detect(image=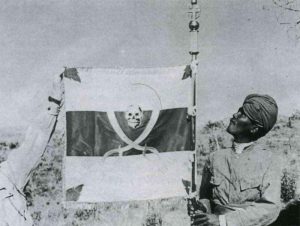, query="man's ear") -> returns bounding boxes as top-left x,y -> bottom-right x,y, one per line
250,126 -> 259,134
